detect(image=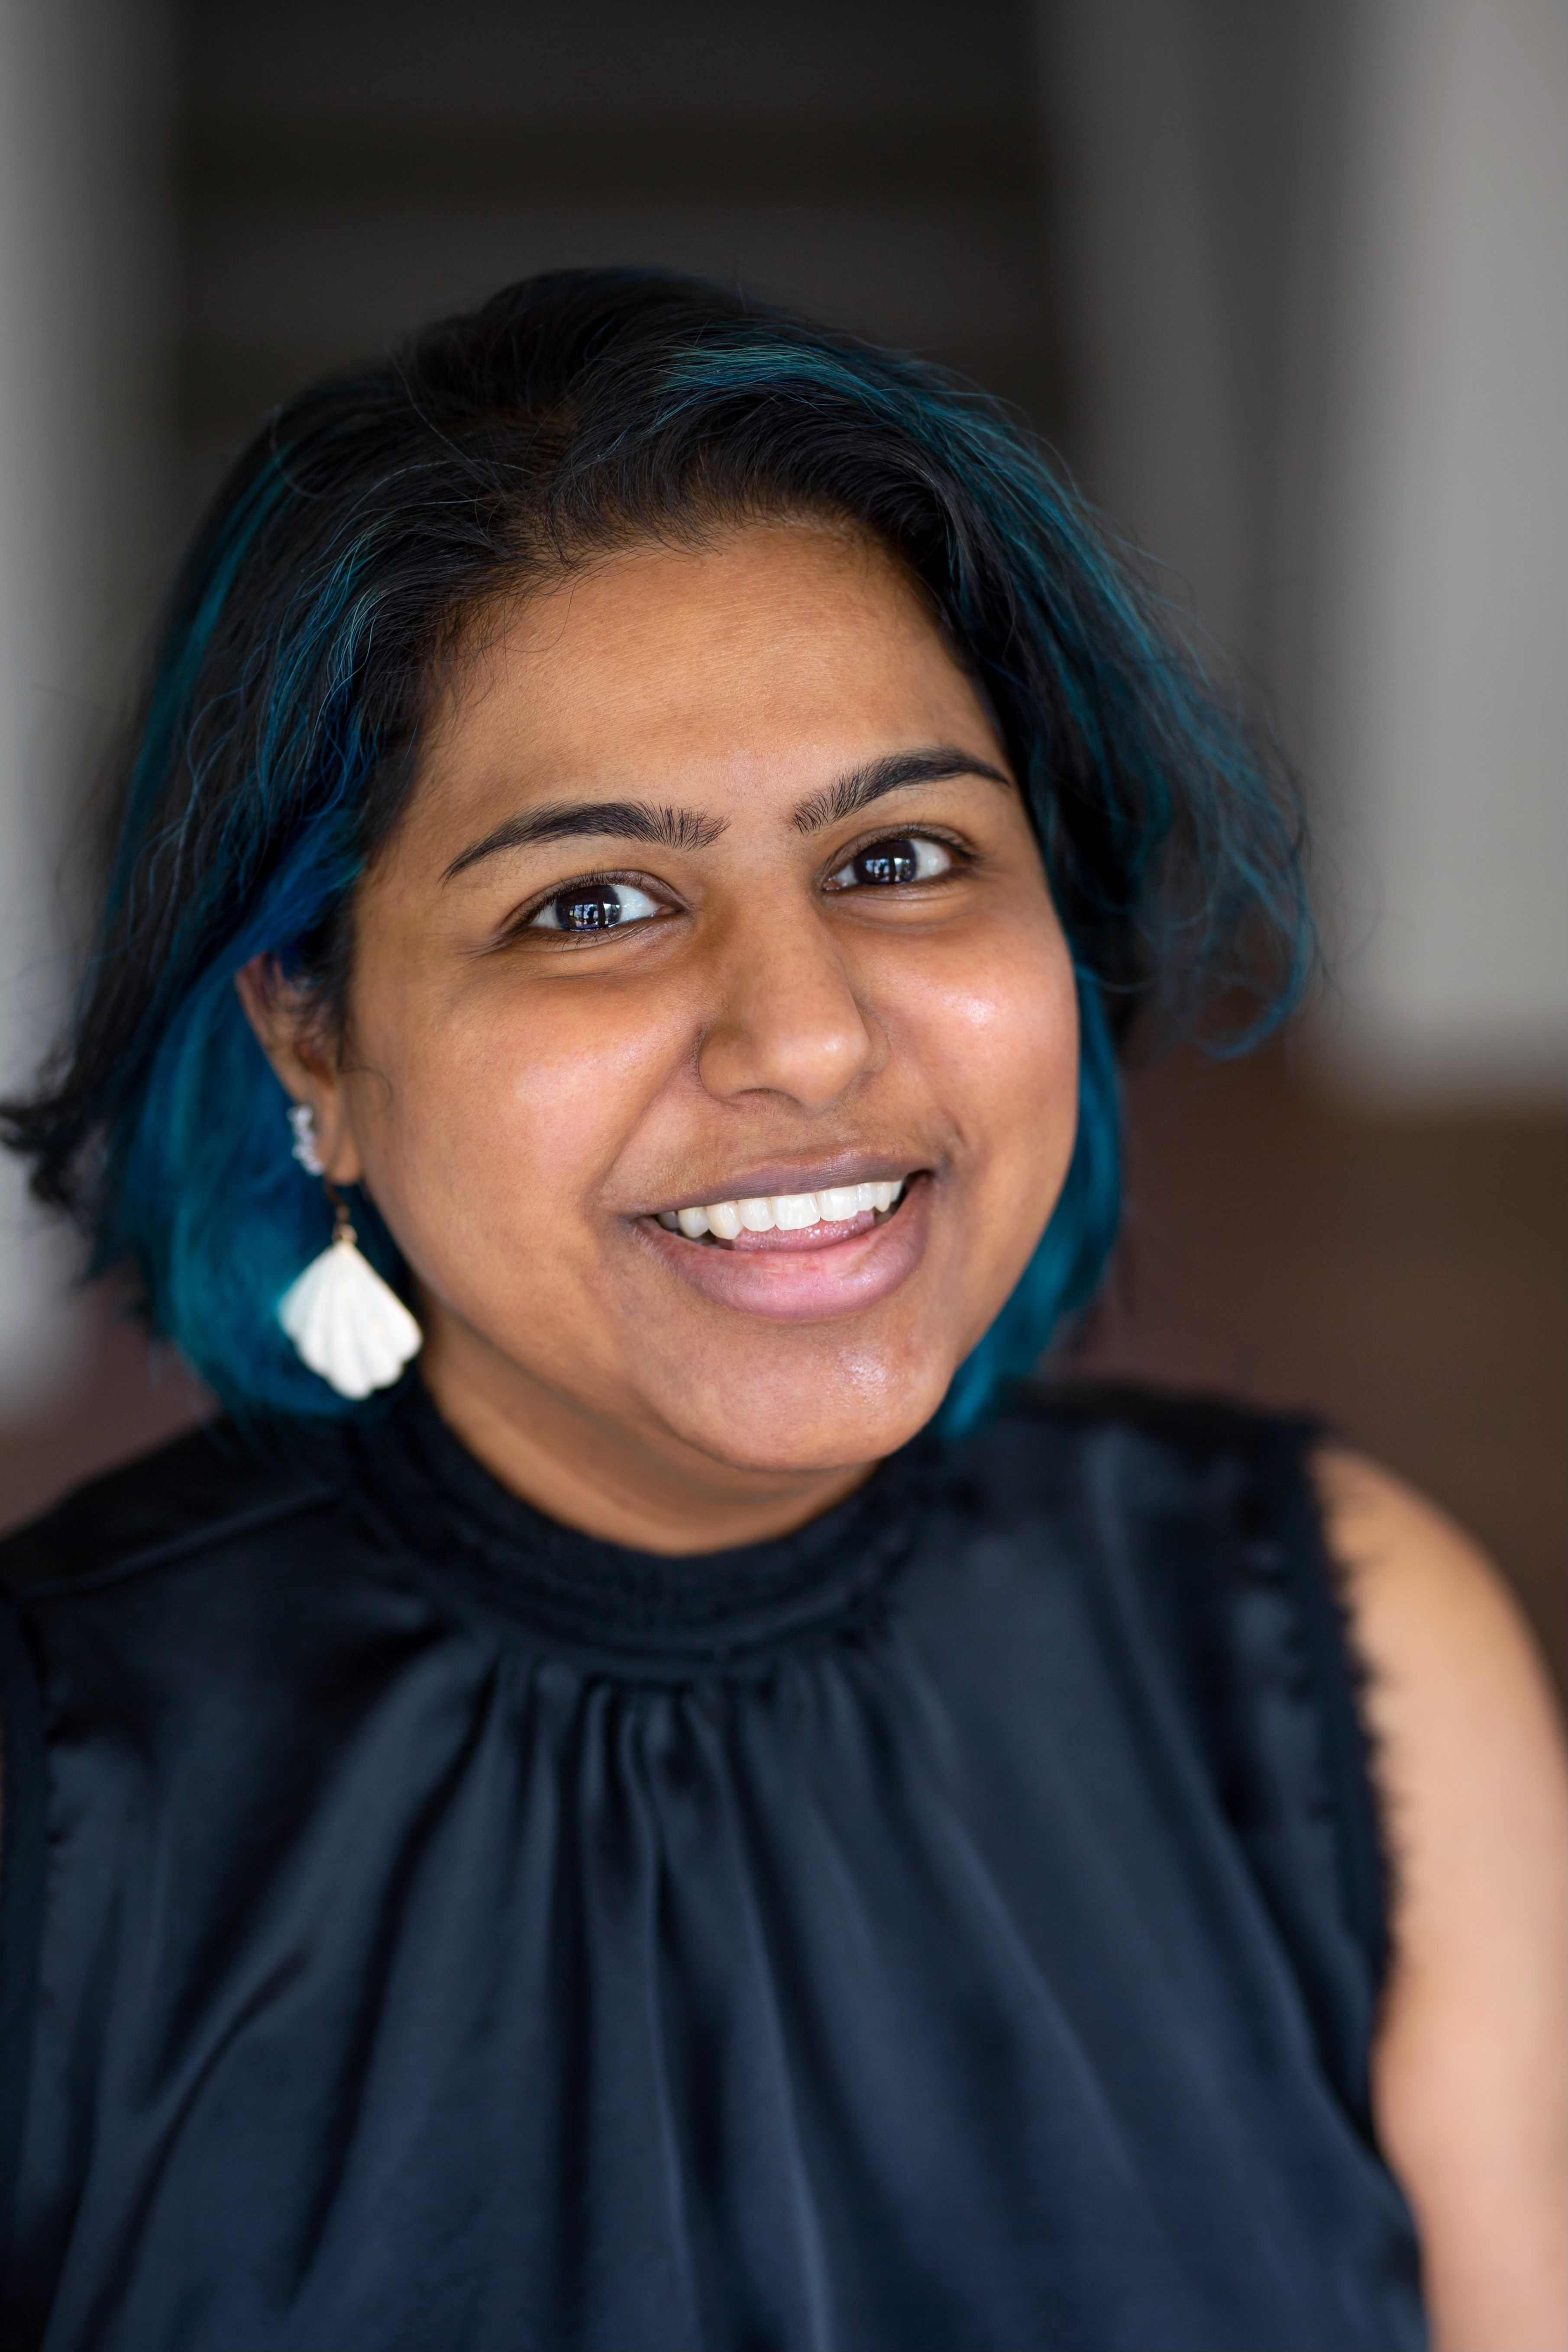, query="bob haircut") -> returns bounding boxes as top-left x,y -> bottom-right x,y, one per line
3,269 -> 1309,1432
